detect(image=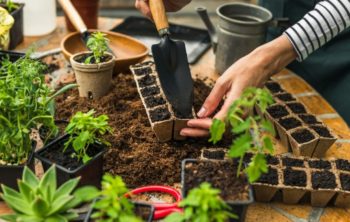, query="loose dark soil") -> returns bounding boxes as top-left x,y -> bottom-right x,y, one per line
282,157 -> 305,167
308,159 -> 331,169
257,167 -> 279,185
55,74 -> 231,187
283,168 -> 307,187
203,149 -> 226,160
291,129 -> 315,143
39,137 -> 103,170
336,159 -> 350,172
311,125 -> 333,138
173,108 -> 194,119
144,96 -> 166,108
243,152 -> 254,164
311,171 -> 336,189
138,75 -> 156,88
265,81 -> 284,94
140,86 -> 160,97
266,155 -> 280,165
134,67 -> 152,76
298,114 -> 321,125
74,53 -> 112,64
286,102 -> 307,114
275,93 -> 296,102
184,160 -> 250,201
340,173 -> 350,191
149,107 -> 171,122
278,117 -> 302,130
267,105 -> 289,119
